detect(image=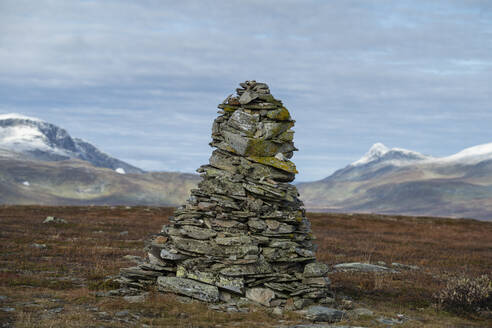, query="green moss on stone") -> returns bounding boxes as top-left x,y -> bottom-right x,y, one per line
218,104 -> 239,112
247,156 -> 298,174
267,107 -> 291,121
